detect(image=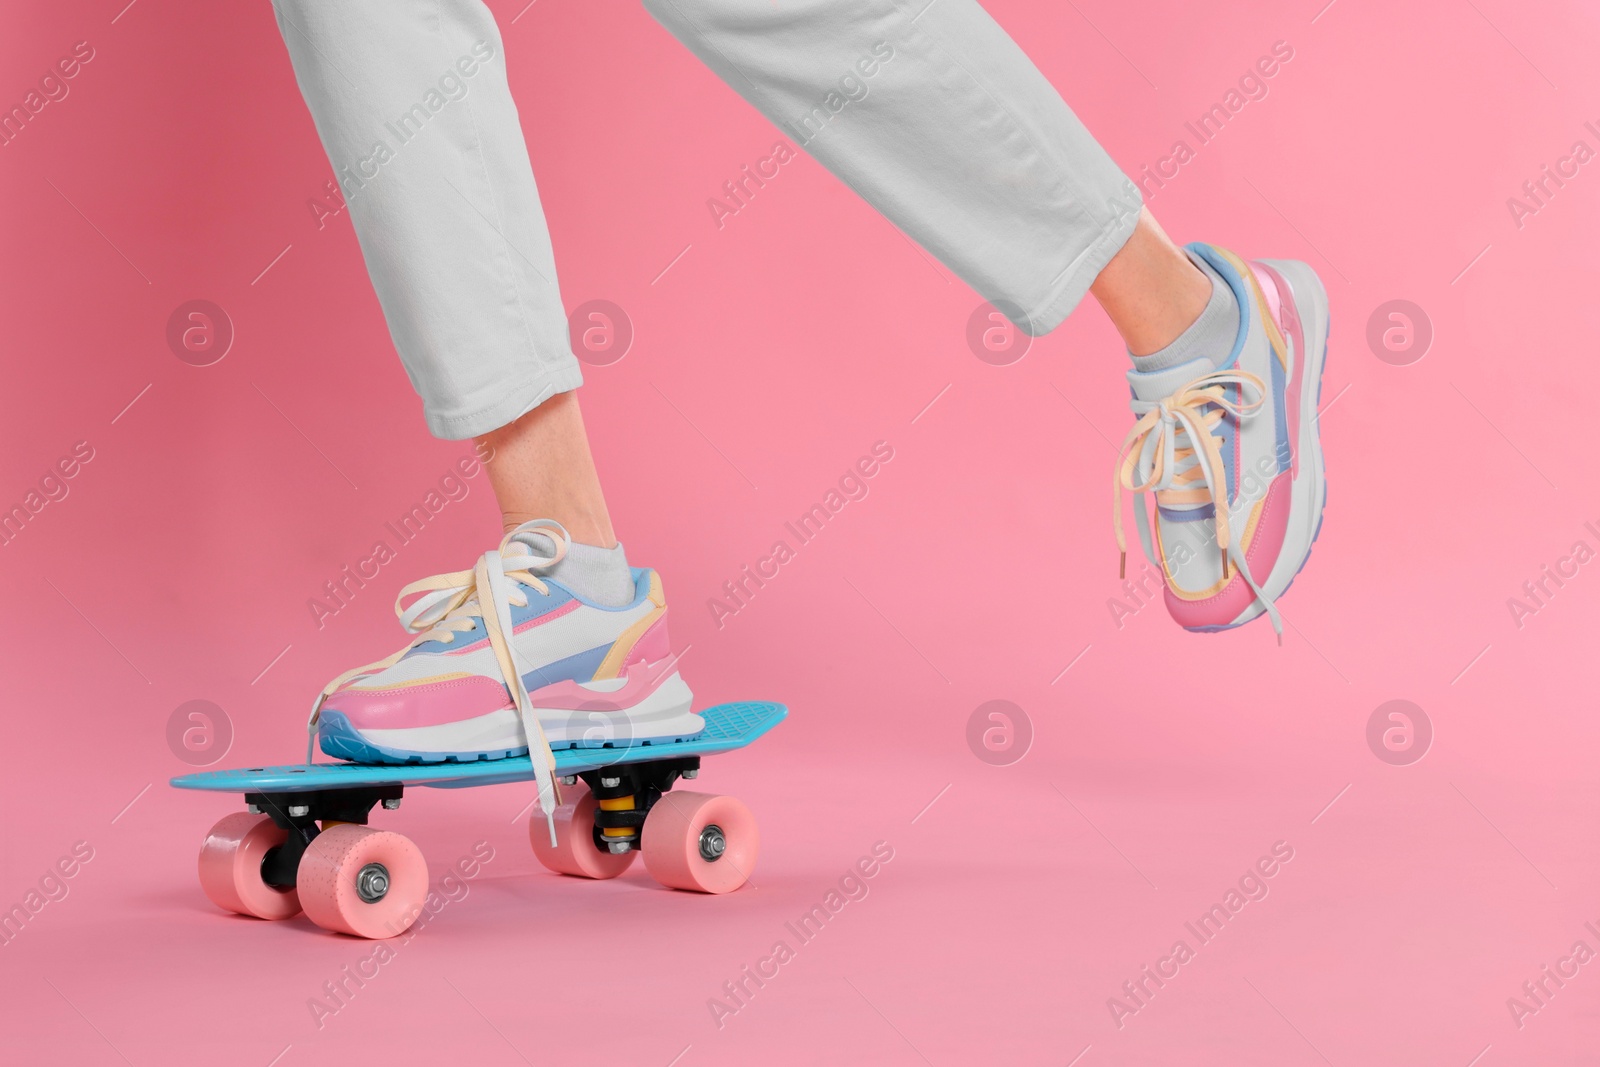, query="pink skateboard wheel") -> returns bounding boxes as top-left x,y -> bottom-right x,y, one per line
296,824 -> 428,939
197,812 -> 302,920
642,791 -> 758,894
530,786 -> 637,879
